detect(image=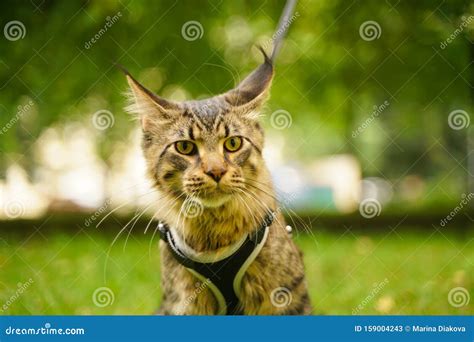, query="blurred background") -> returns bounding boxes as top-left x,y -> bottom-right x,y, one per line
0,0 -> 473,314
